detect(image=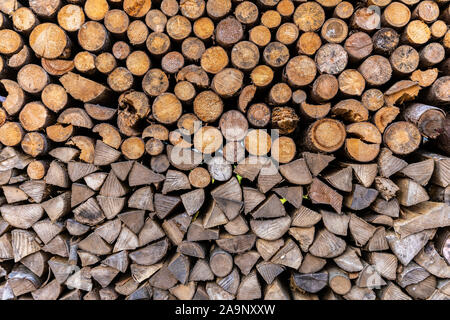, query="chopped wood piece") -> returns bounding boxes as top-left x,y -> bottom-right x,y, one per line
308,178 -> 343,214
